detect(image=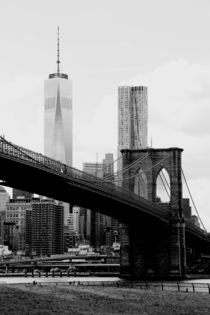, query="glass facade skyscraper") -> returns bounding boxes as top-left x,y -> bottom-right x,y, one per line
44,29 -> 72,166
44,29 -> 72,225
